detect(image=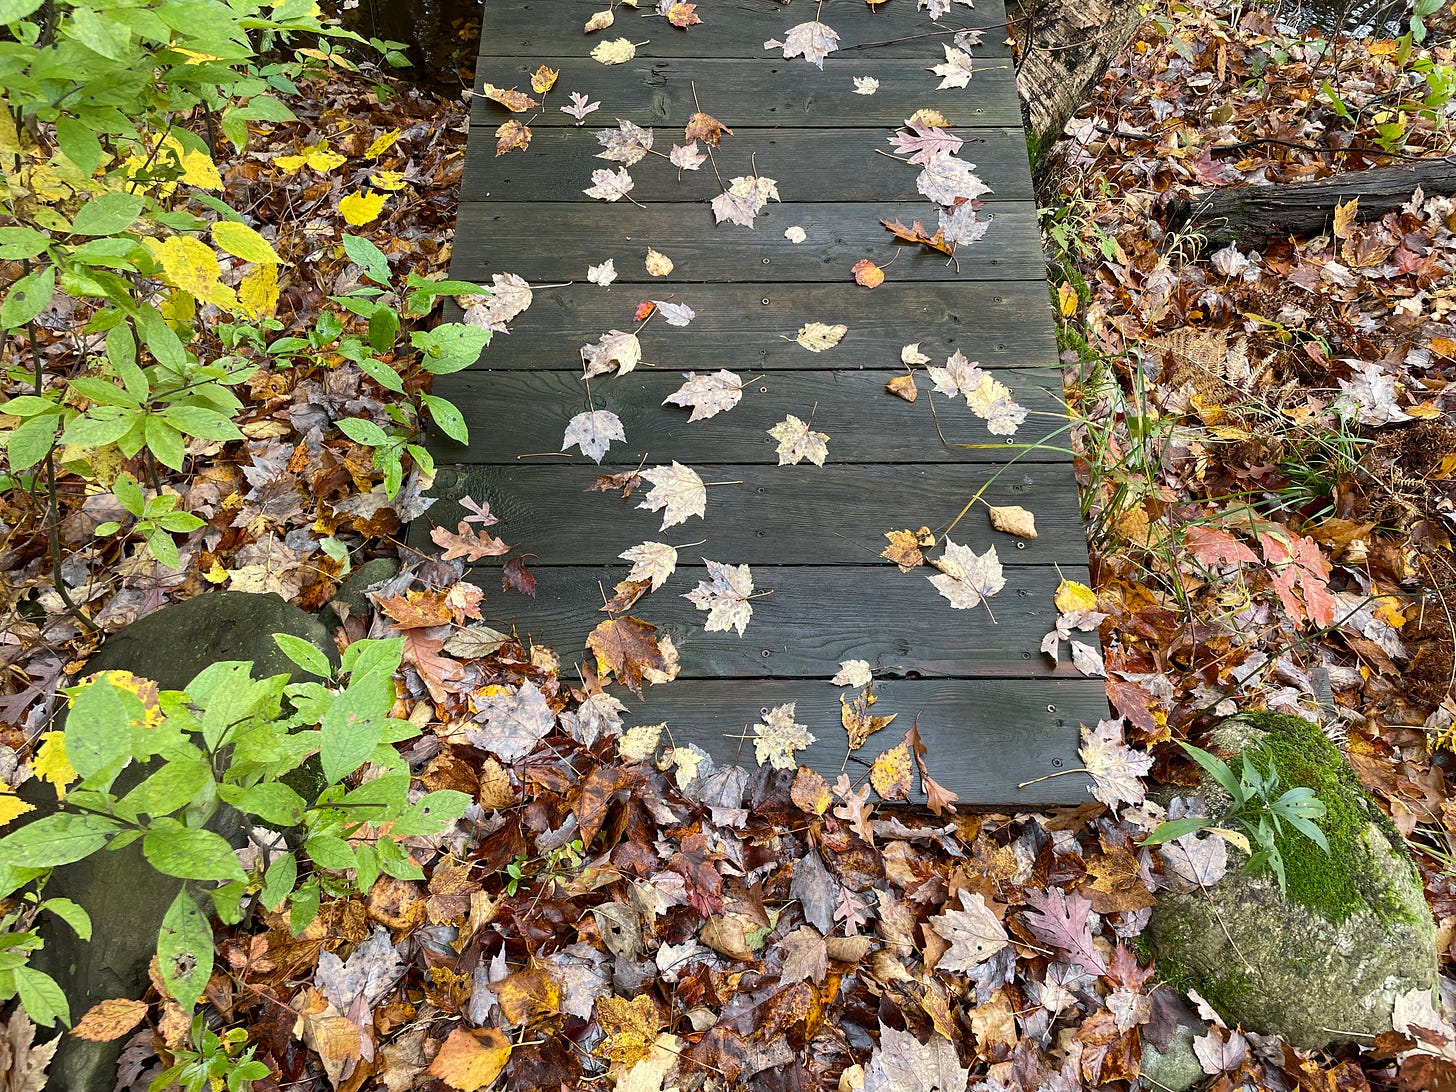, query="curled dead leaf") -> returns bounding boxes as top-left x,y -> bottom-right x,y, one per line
852,259 -> 885,288
886,373 -> 918,402
988,504 -> 1037,539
